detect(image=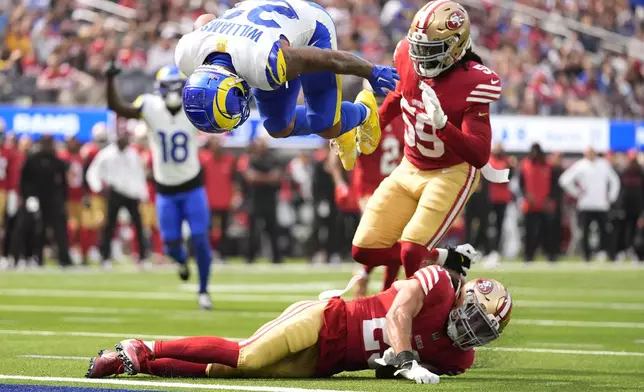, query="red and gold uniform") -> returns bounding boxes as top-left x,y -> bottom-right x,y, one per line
80,142 -> 106,230
352,0 -> 502,278
58,149 -> 85,225
353,115 -> 405,210
0,143 -> 13,223
143,265 -> 473,379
